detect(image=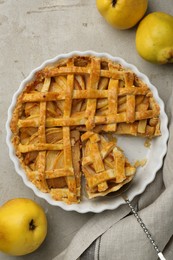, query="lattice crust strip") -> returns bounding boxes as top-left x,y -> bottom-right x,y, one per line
81,132 -> 136,198
12,55 -> 161,137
